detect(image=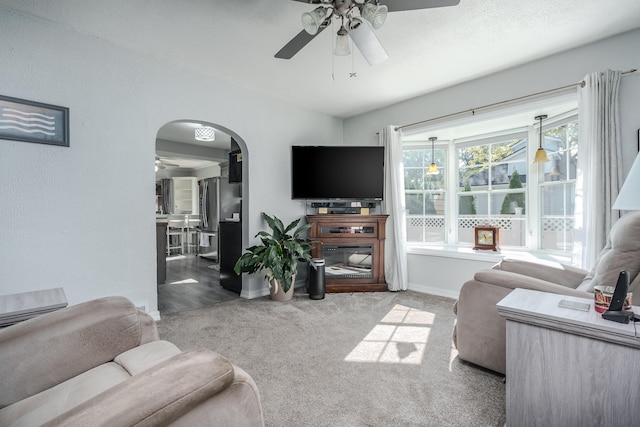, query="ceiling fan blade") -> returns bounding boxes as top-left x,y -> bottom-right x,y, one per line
385,0 -> 460,12
275,25 -> 328,59
347,20 -> 388,66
